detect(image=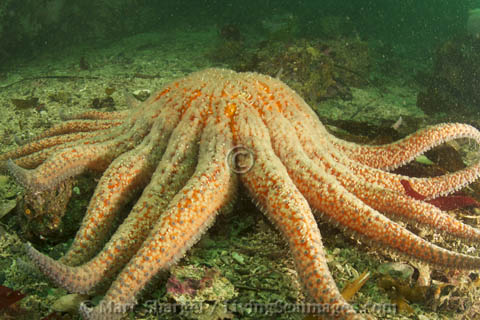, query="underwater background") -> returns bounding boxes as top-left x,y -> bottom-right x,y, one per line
1,1 -> 480,319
